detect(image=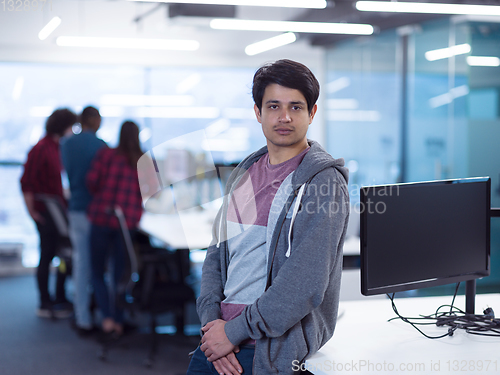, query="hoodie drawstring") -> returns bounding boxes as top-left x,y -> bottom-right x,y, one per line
216,211 -> 223,248
286,183 -> 306,257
